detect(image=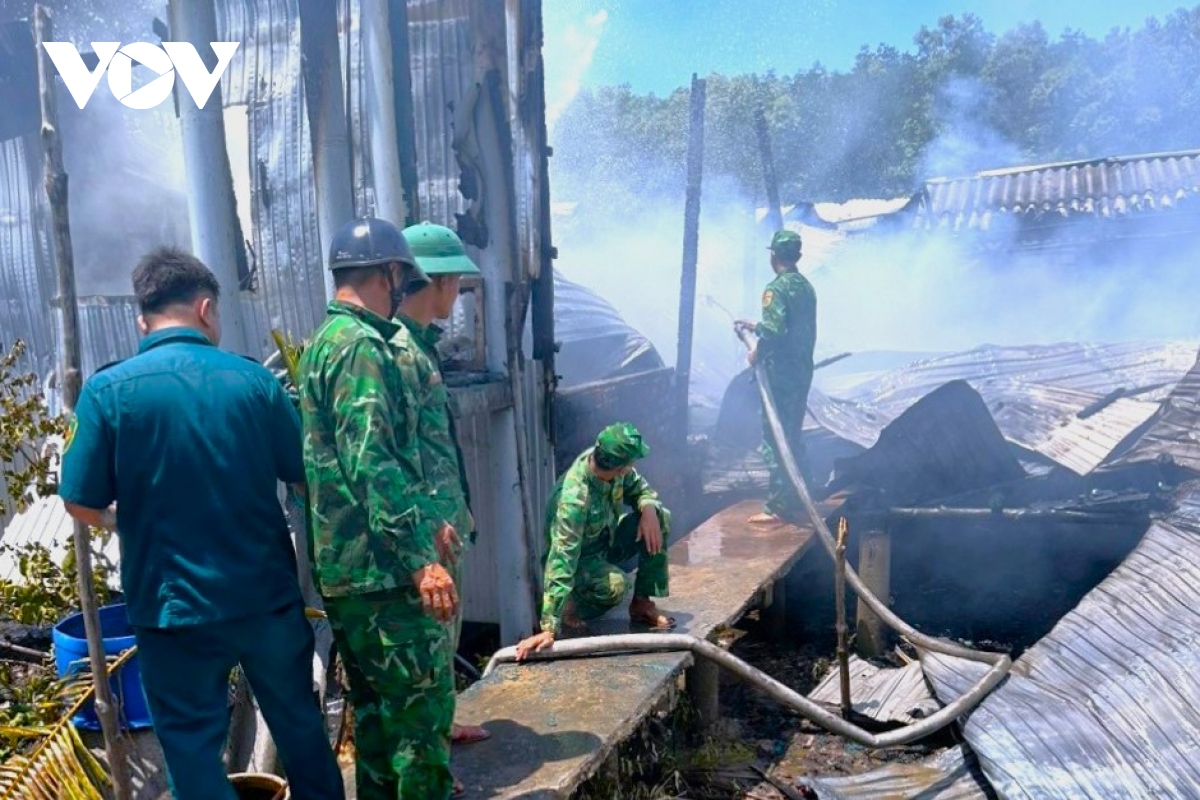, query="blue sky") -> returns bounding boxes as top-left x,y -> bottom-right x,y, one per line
543,0 -> 1191,119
